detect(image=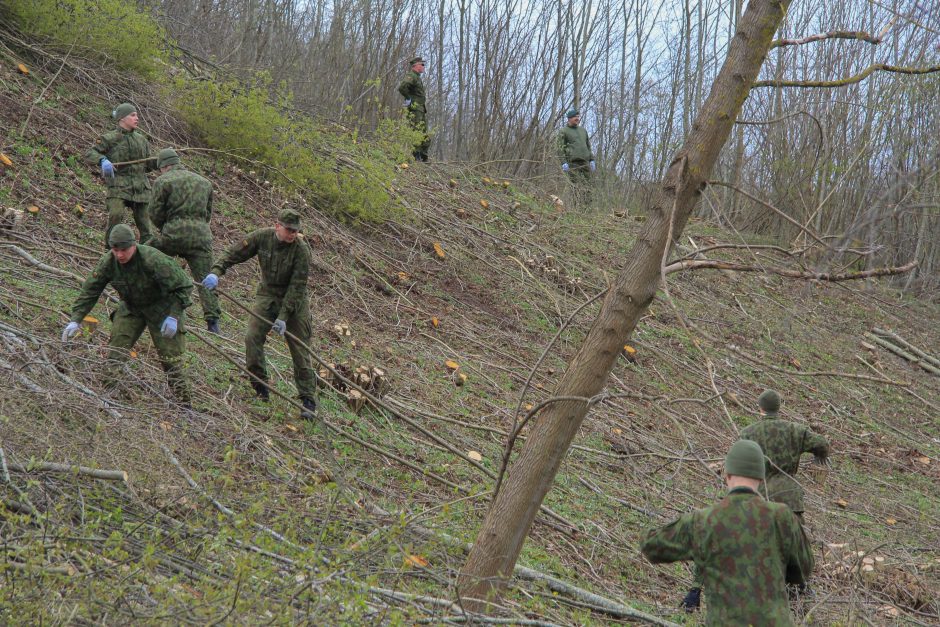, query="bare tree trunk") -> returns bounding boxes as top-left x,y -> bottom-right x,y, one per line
456,0 -> 793,610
